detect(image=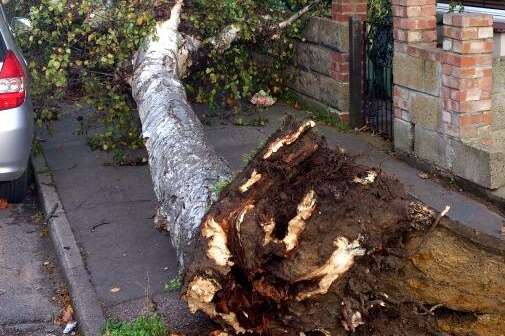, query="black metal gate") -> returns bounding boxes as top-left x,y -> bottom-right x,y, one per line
363,21 -> 394,140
